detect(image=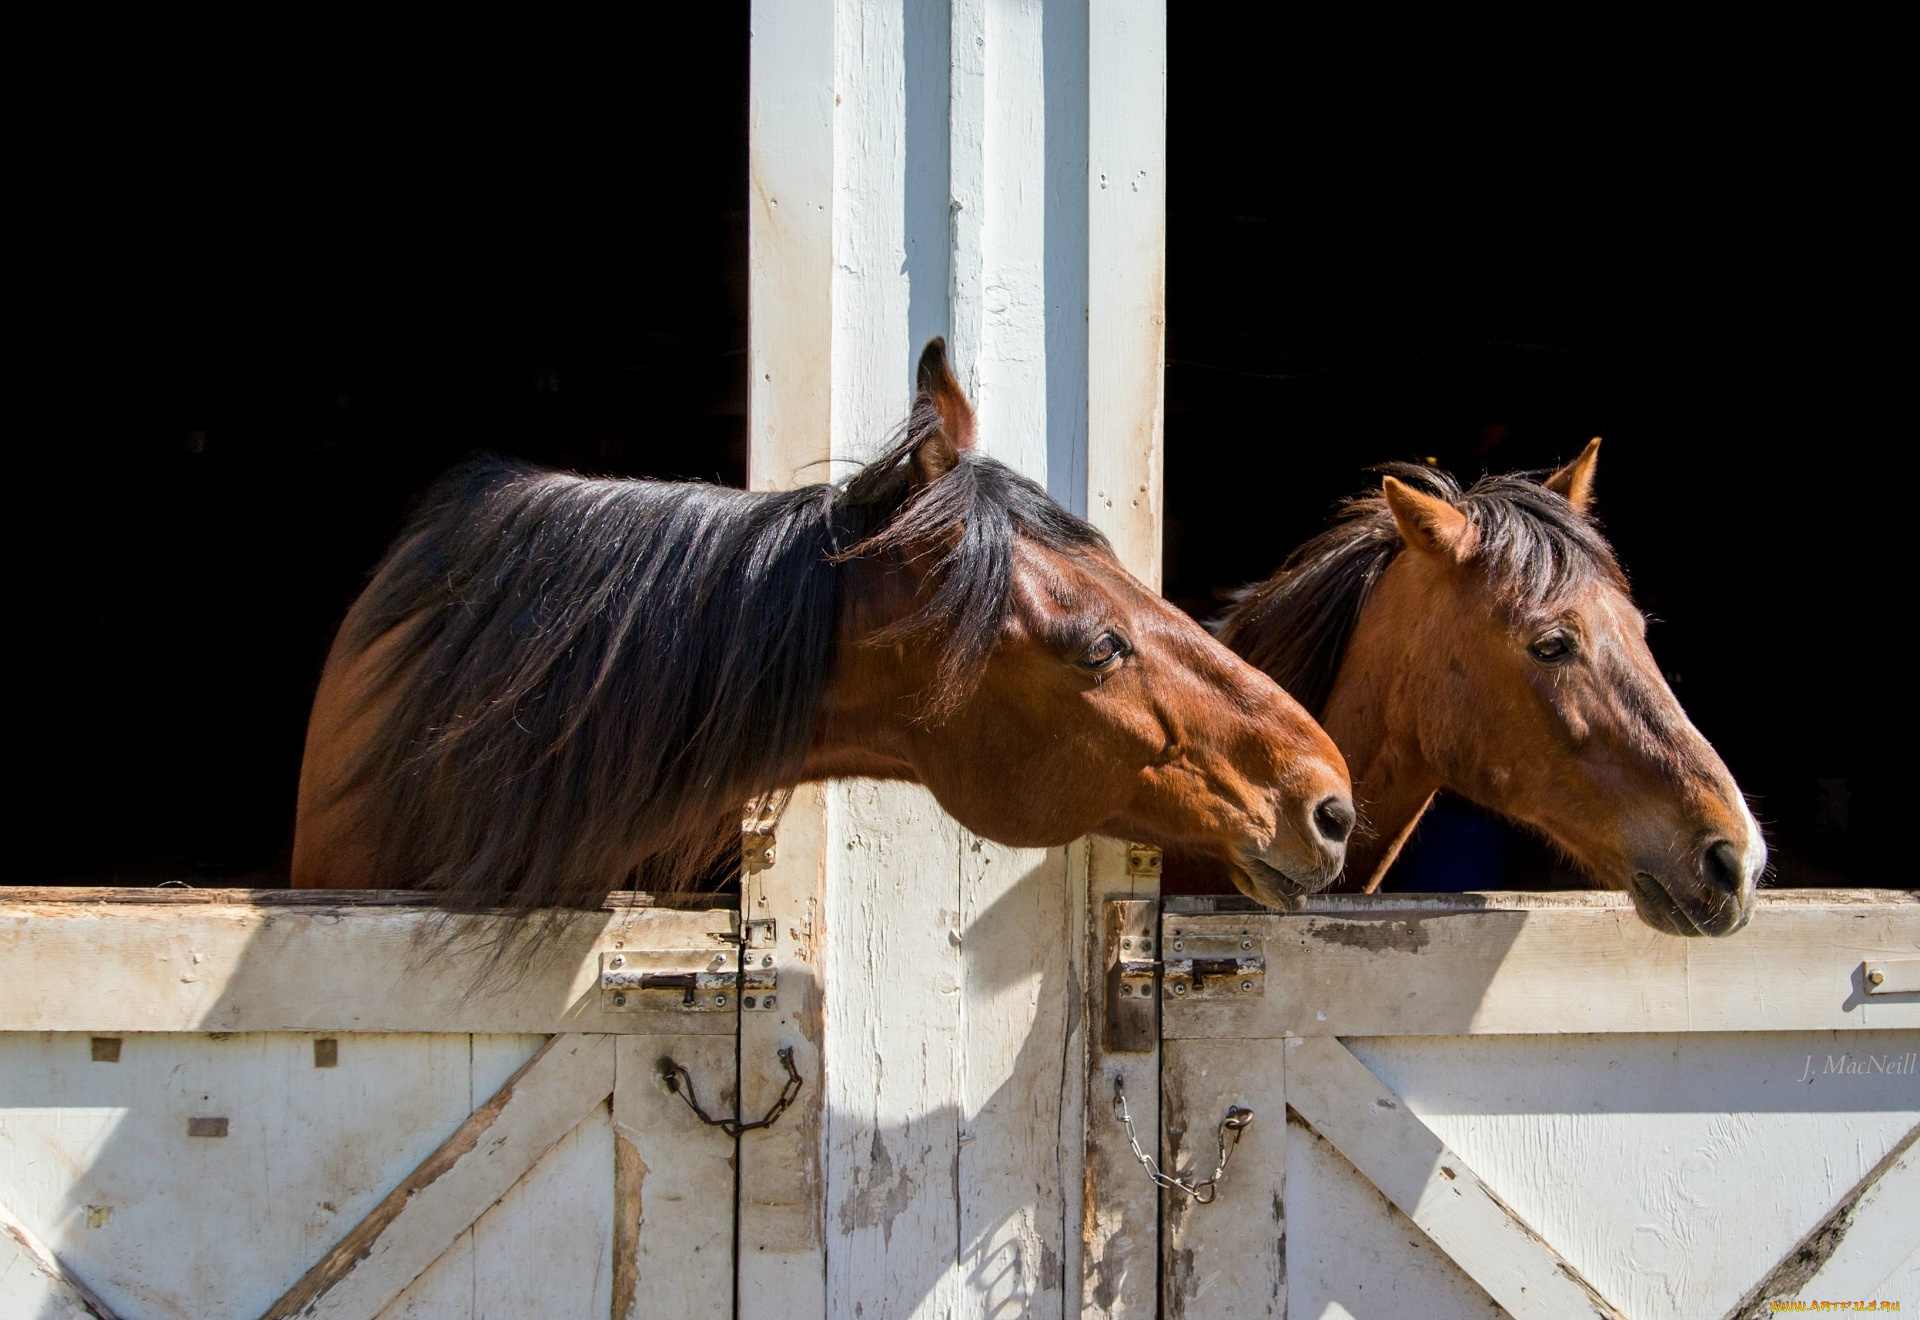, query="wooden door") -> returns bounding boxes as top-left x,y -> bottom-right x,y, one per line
0,889 -> 748,1319
1154,891 -> 1920,1318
